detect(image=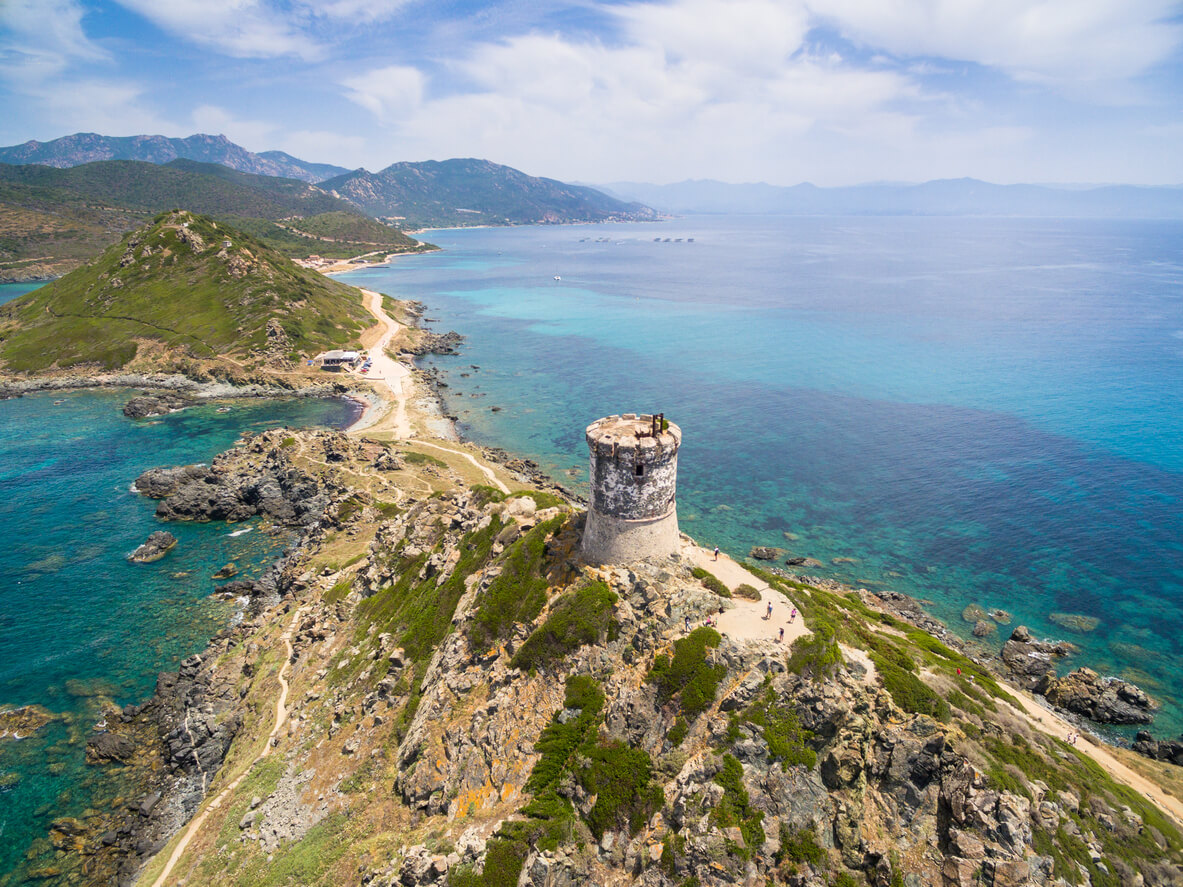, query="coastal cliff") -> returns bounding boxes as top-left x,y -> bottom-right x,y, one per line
51,426 -> 1183,887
